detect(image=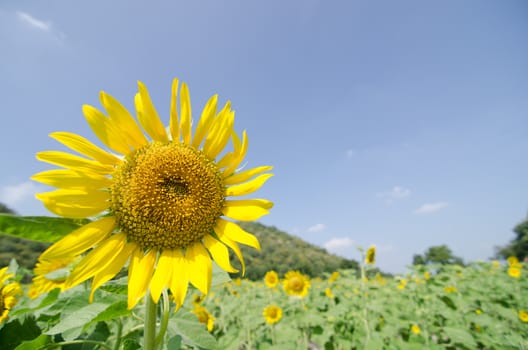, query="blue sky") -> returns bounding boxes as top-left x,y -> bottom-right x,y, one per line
1,0 -> 527,274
